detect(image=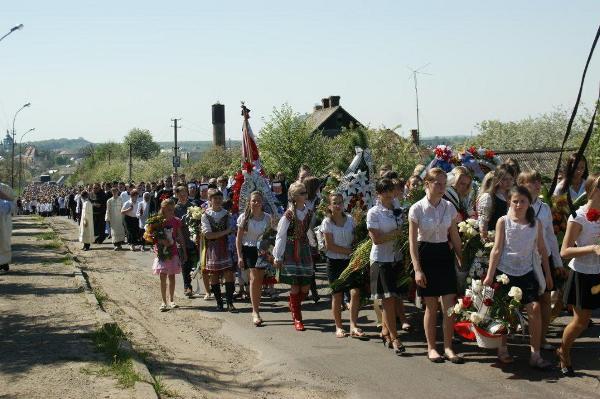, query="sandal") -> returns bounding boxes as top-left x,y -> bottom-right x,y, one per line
252,313 -> 263,327
159,303 -> 169,312
392,339 -> 407,356
380,333 -> 392,348
497,347 -> 514,364
350,328 -> 366,338
529,355 -> 553,371
335,328 -> 347,338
